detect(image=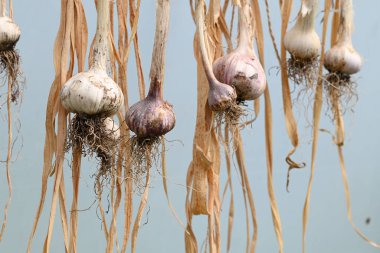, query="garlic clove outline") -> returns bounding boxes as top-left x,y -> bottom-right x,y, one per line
0,16 -> 20,51
60,68 -> 124,117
